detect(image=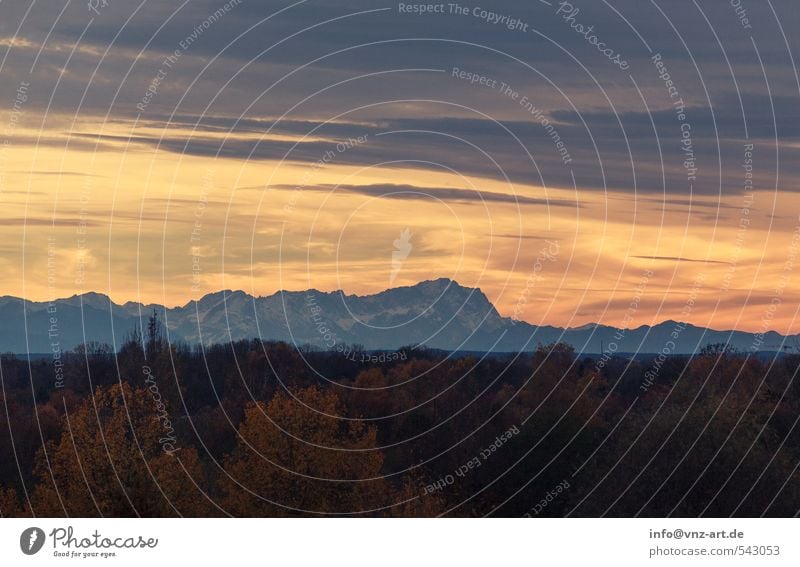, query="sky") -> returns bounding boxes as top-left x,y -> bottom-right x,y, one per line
1,0 -> 799,333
